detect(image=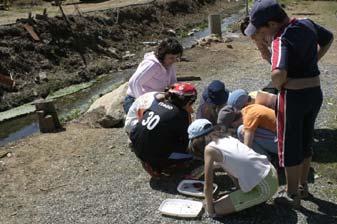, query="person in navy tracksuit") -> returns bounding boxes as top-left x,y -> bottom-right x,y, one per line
244,0 -> 333,207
